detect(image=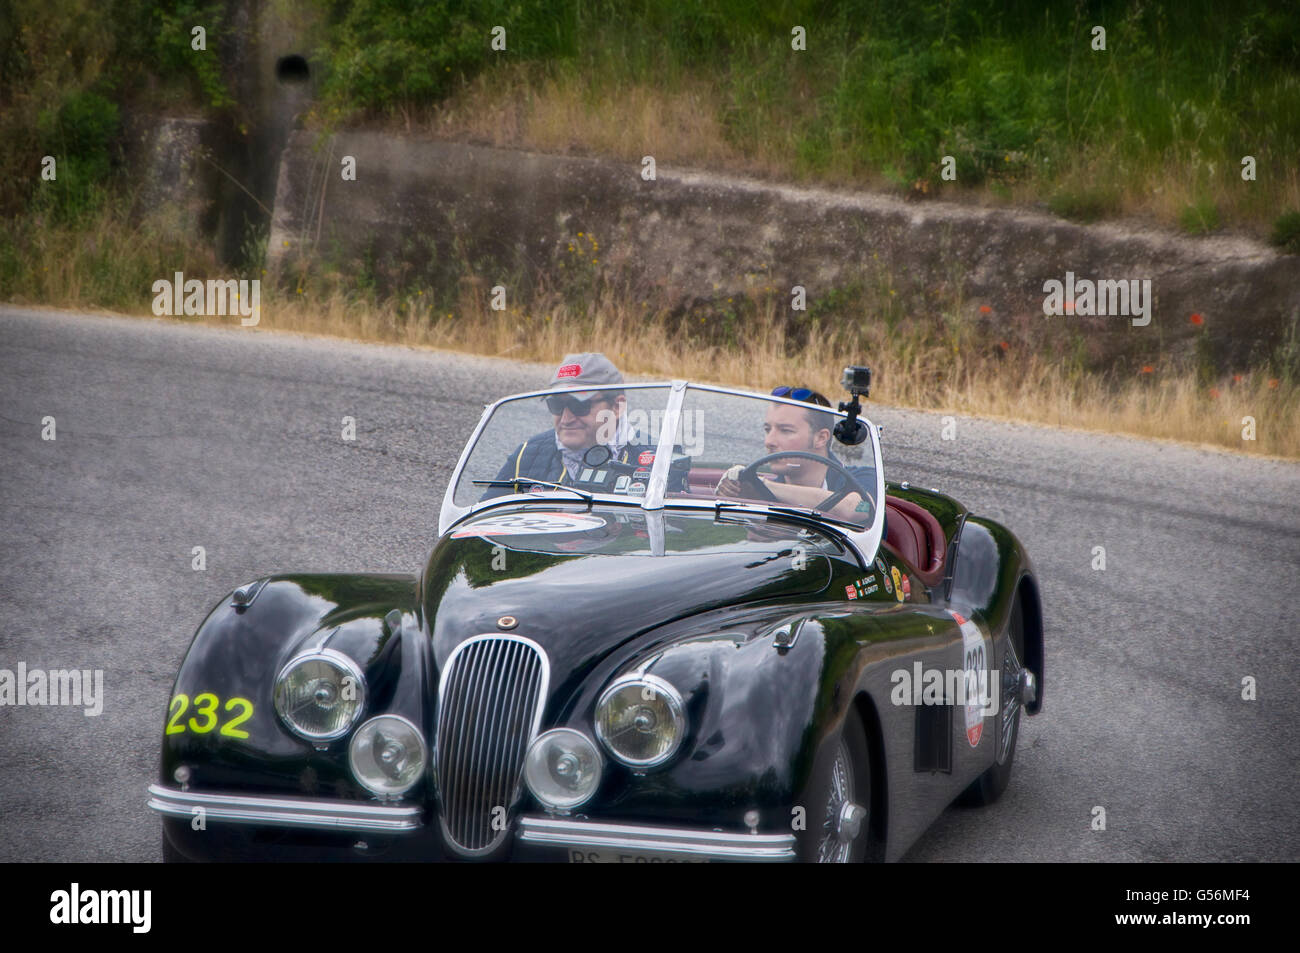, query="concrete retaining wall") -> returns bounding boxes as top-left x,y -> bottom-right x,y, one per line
267,130 -> 1298,372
